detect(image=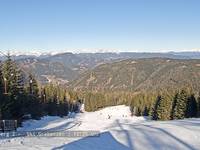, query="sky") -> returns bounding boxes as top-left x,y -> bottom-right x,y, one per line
0,0 -> 200,53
